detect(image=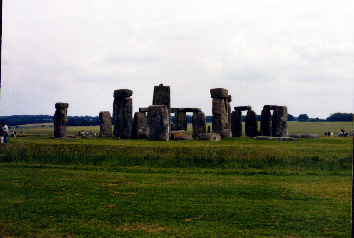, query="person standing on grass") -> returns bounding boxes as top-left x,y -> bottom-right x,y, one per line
1,121 -> 9,143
